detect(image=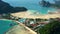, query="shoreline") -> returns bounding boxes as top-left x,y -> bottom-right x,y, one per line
11,11 -> 60,19
0,19 -> 37,34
